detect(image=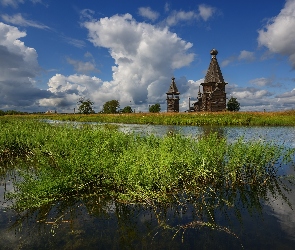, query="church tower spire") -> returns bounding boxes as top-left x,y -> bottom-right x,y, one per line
166,77 -> 180,112
204,49 -> 225,84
